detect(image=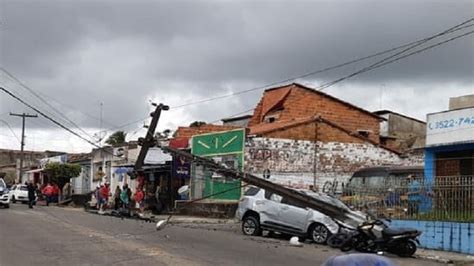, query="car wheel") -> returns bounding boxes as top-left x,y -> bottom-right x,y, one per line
242,216 -> 262,236
309,223 -> 331,244
11,196 -> 16,203
4,204 -> 9,209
